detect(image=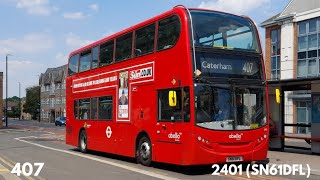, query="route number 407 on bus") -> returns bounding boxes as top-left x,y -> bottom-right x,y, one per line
66,5 -> 269,166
